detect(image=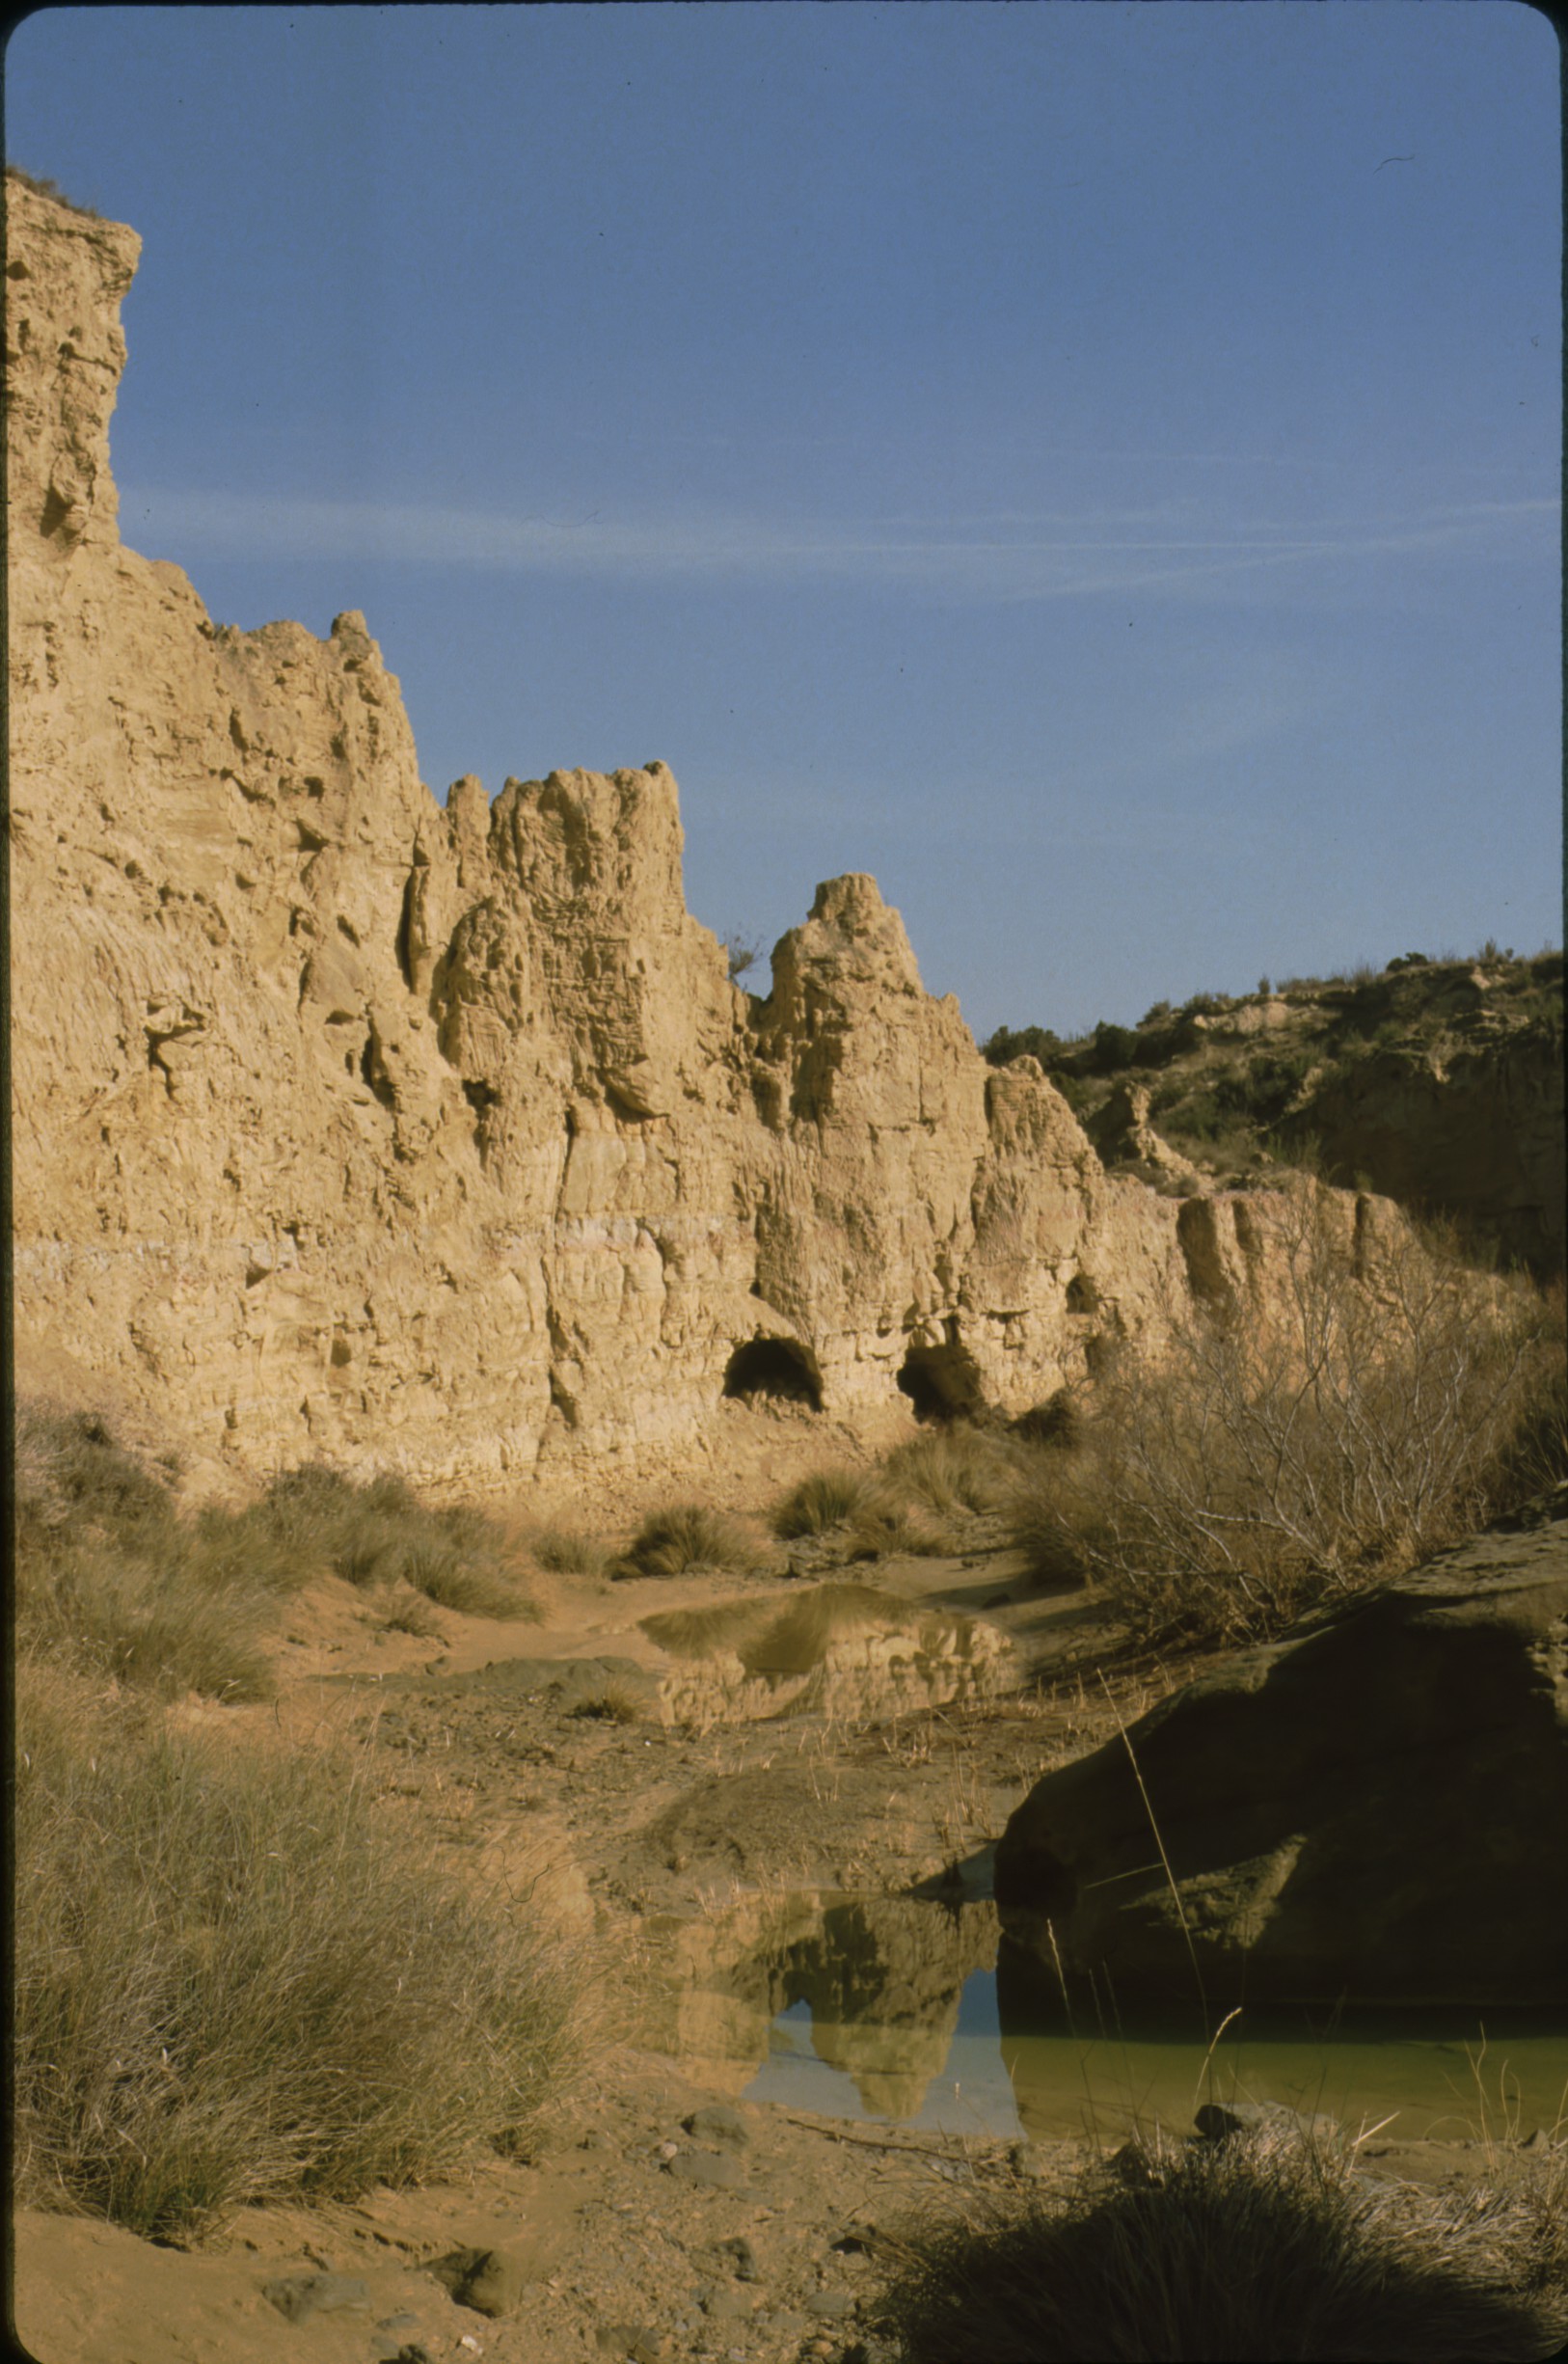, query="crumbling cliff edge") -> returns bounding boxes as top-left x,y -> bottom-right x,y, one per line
4,178 -> 1388,1492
